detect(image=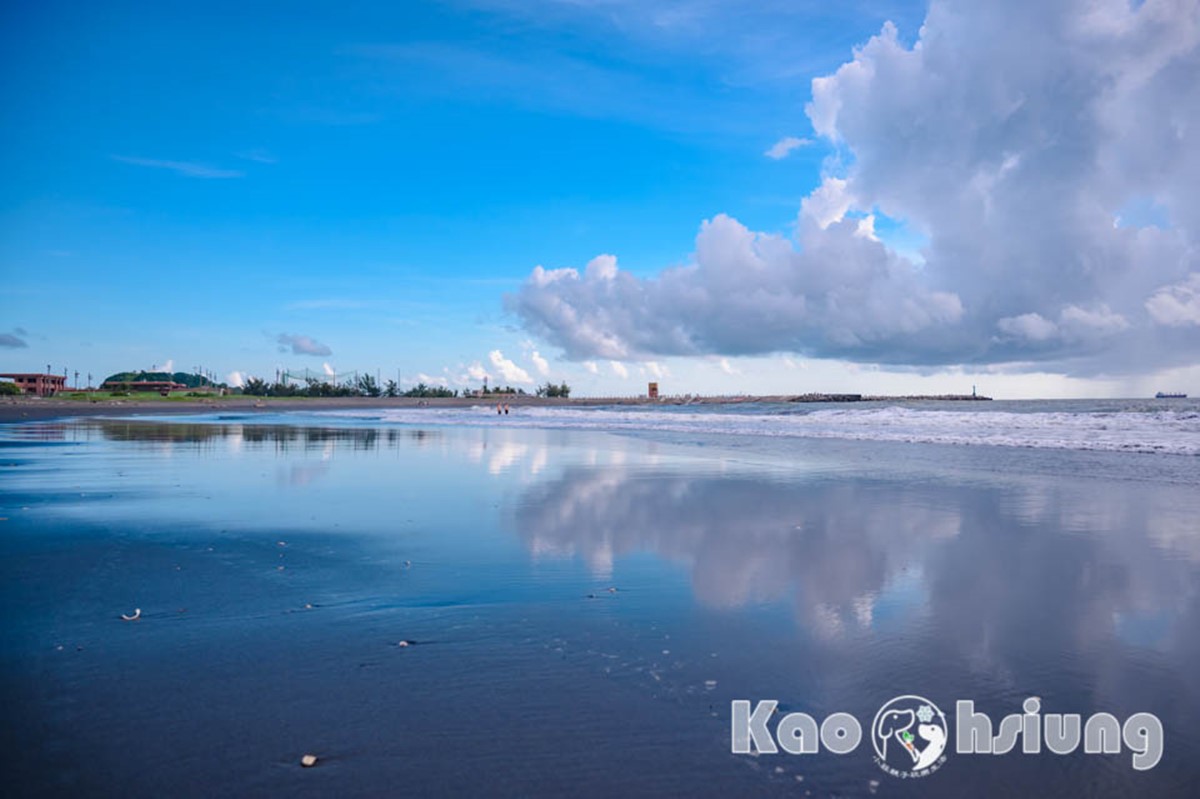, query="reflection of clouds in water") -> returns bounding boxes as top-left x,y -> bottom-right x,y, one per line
588,542 -> 614,580
281,461 -> 331,487
476,440 -> 552,478
82,420 -> 439,453
1146,507 -> 1200,563
852,594 -> 875,629
914,479 -> 1199,685
461,430 -> 560,479
529,446 -> 549,477
517,469 -> 960,636
488,442 -> 529,475
1001,479 -> 1200,566
528,535 -> 570,560
516,466 -> 1199,671
1008,483 -> 1054,526
985,480 -> 1200,660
